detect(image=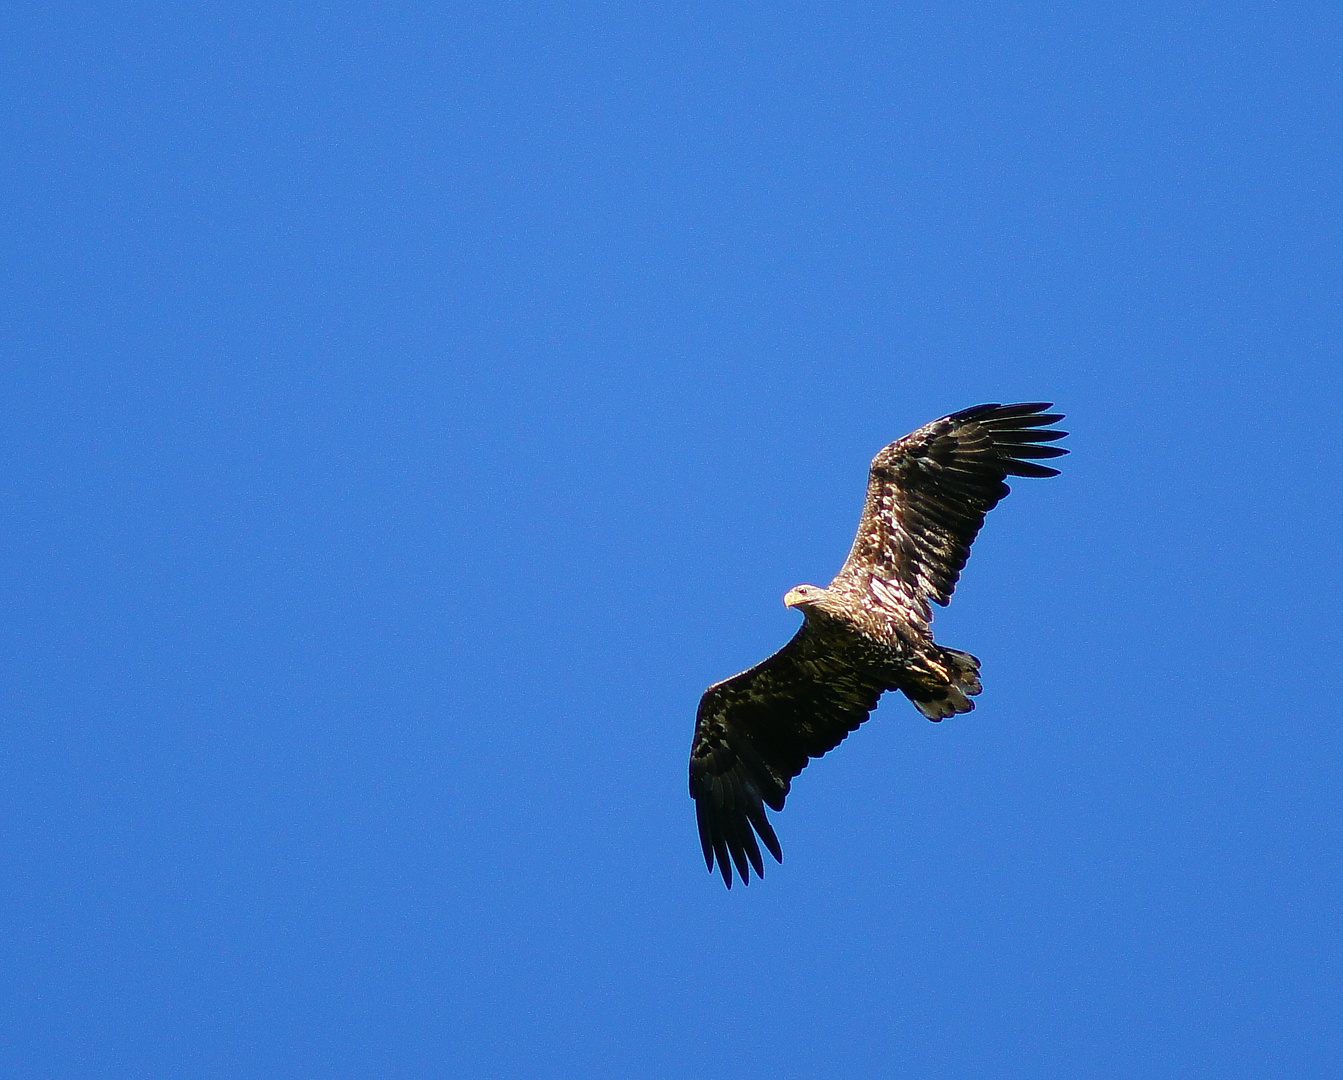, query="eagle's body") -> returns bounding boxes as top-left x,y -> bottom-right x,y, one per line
690,402 -> 1068,887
